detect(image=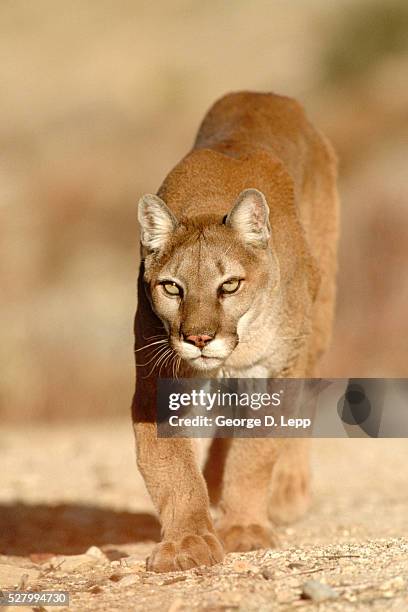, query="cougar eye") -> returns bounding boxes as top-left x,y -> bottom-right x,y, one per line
161,281 -> 182,297
220,278 -> 241,294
